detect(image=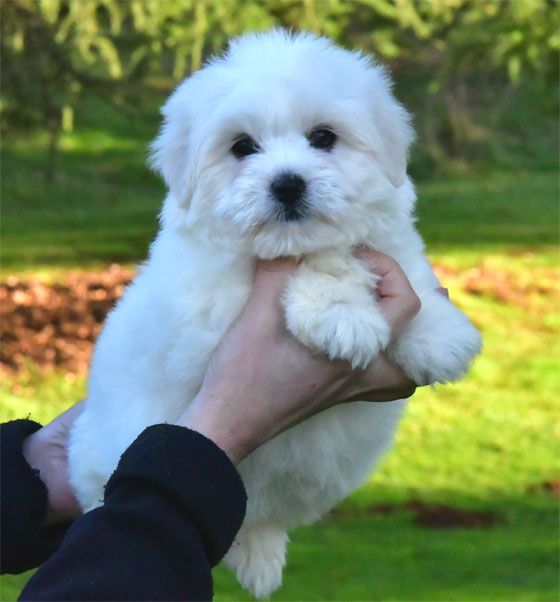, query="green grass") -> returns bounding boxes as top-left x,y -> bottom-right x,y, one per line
2,98 -> 558,275
1,118 -> 559,600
